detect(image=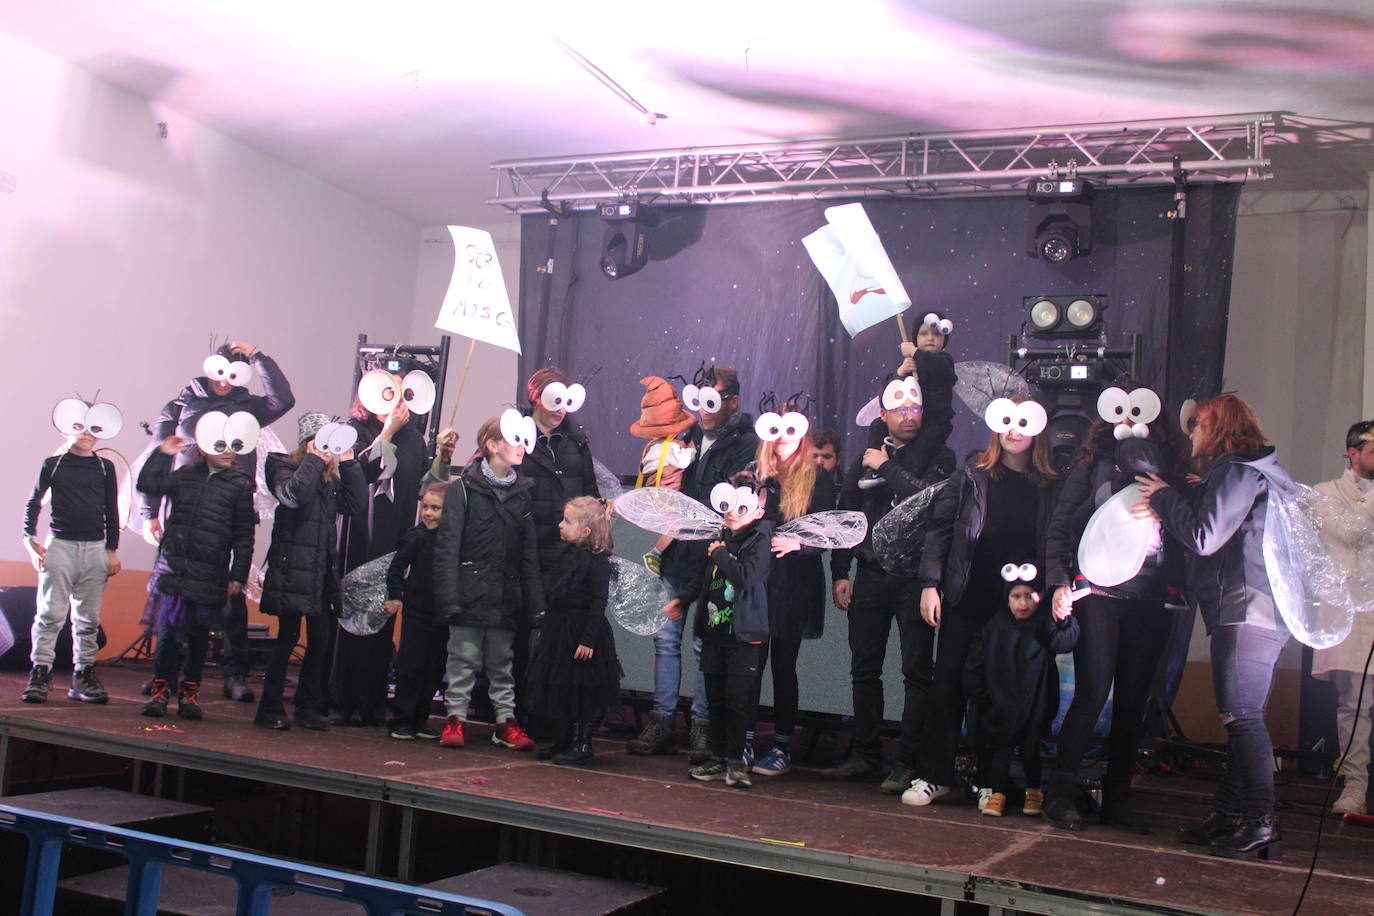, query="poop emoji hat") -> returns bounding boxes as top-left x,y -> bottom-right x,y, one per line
629,376 -> 697,439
